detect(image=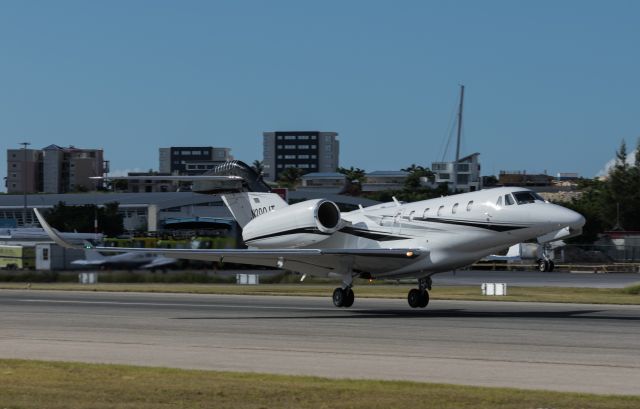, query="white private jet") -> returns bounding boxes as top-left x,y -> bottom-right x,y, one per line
34,185 -> 584,309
